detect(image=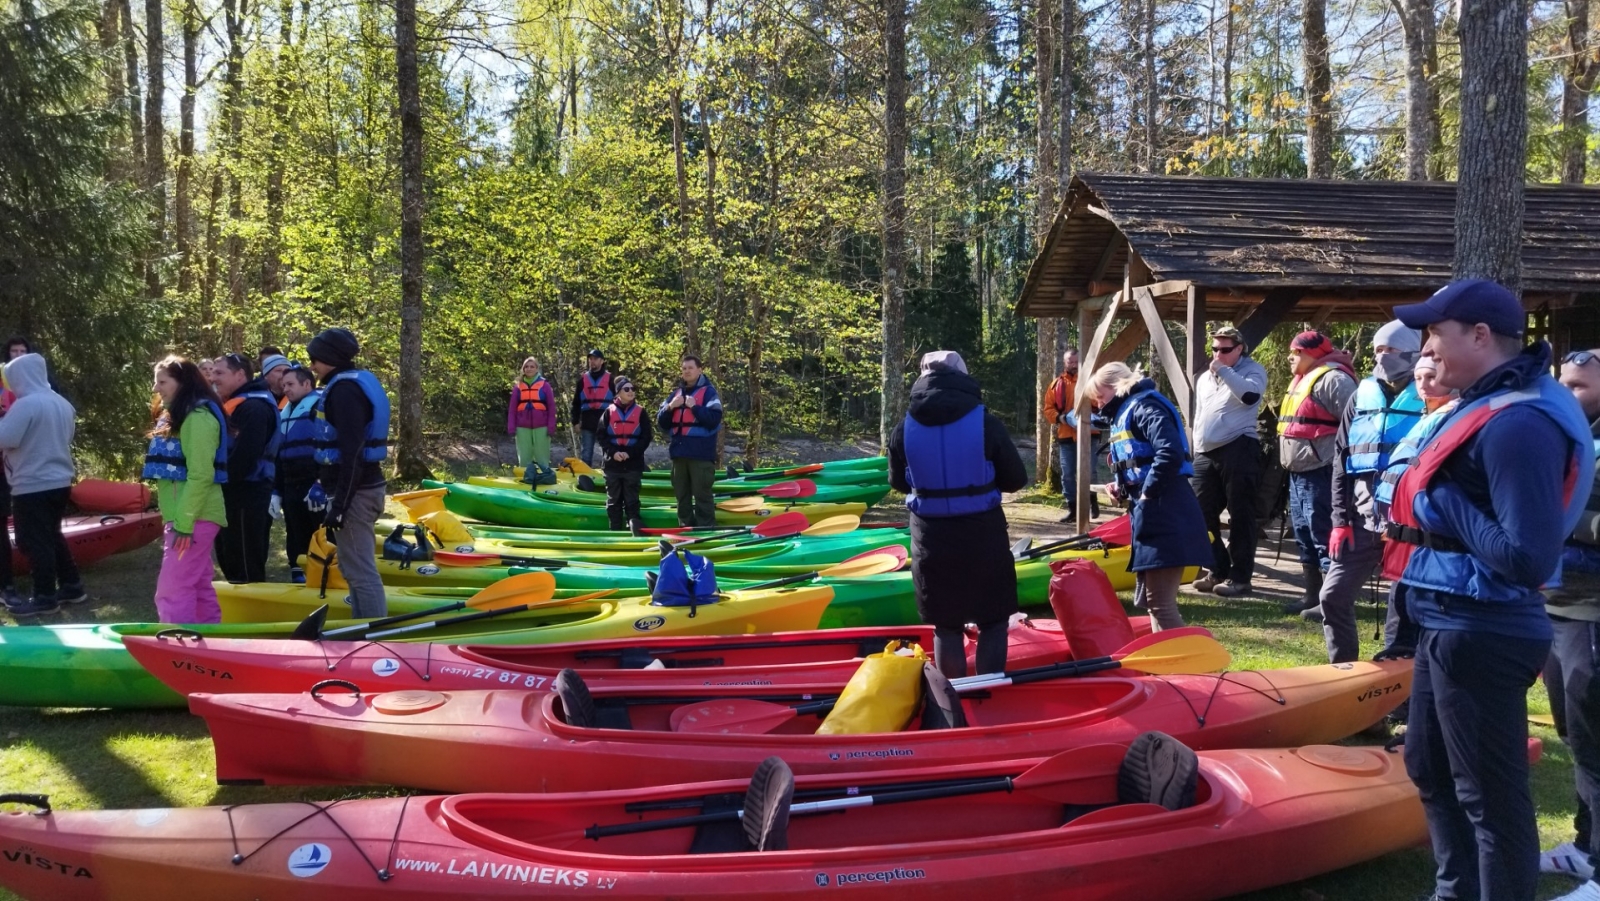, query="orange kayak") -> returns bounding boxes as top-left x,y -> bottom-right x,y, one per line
126,617 -> 1156,698
193,660 -> 1412,791
0,744 -> 1426,900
